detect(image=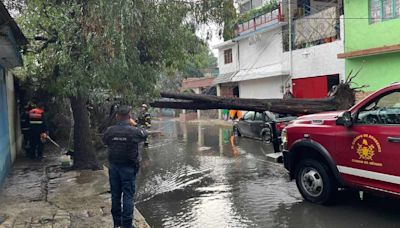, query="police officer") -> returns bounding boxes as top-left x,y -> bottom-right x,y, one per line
137,104 -> 151,129
28,102 -> 48,159
102,106 -> 148,228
